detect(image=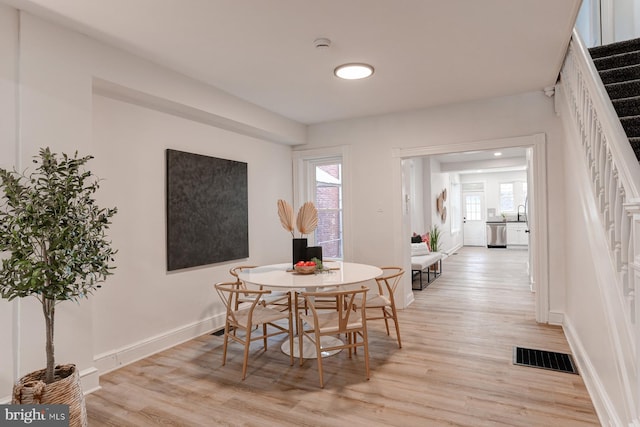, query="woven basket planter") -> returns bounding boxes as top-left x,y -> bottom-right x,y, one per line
12,364 -> 87,427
